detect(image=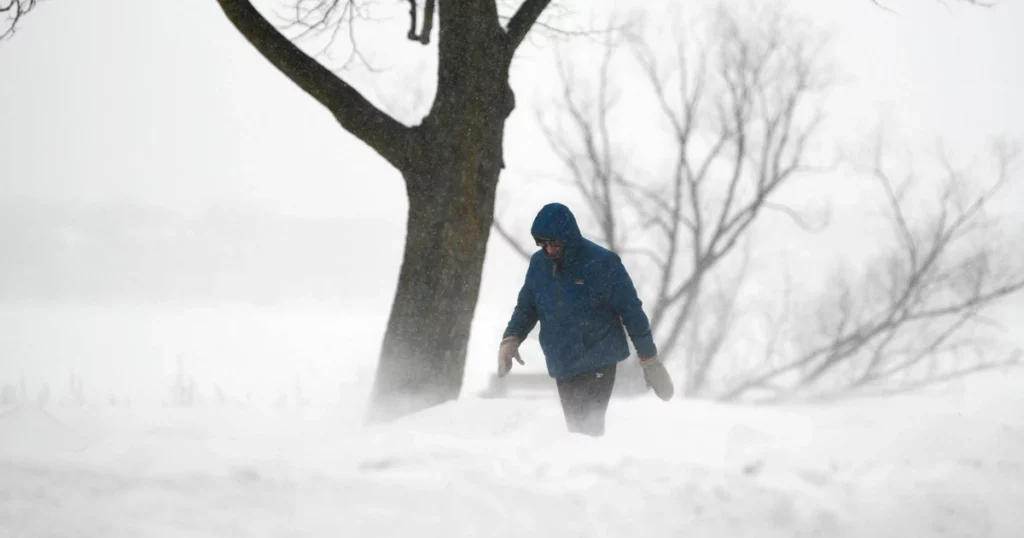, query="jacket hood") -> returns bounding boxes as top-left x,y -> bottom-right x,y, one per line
530,203 -> 584,247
